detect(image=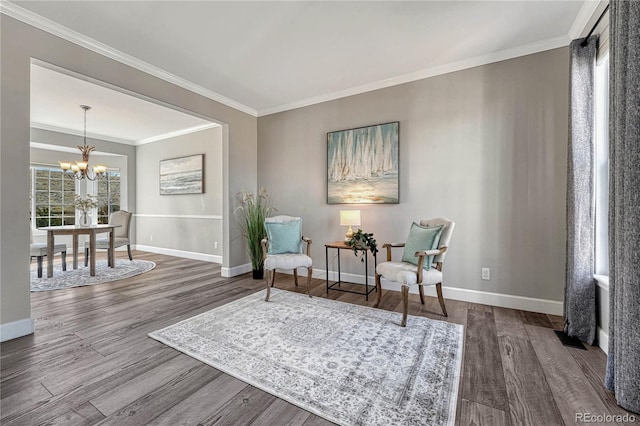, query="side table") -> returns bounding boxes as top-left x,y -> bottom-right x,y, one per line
325,241 -> 377,300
